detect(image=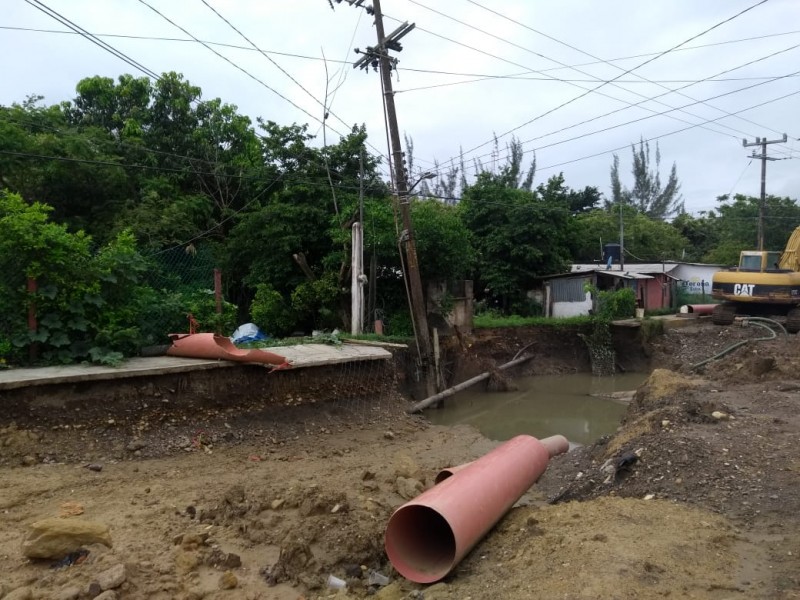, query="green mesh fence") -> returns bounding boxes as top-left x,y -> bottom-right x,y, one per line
0,242 -> 234,367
